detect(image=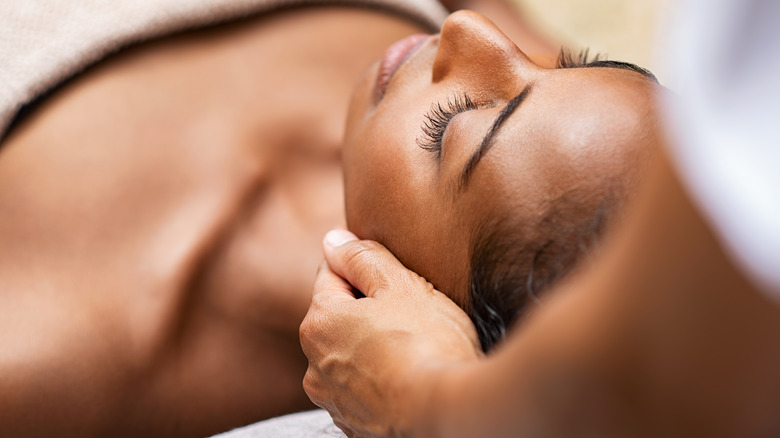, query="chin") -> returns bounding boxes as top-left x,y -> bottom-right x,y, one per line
345,61 -> 380,128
